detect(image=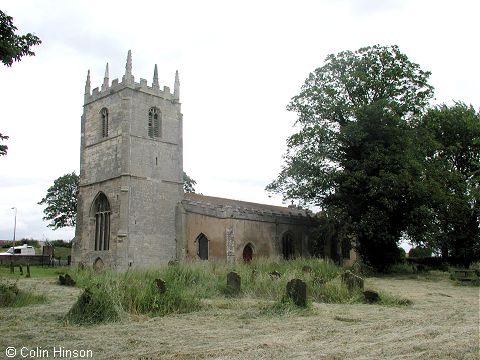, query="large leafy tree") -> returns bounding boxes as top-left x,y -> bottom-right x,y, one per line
0,10 -> 41,67
38,173 -> 79,229
267,45 -> 434,270
1,9 -> 41,157
411,103 -> 480,265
